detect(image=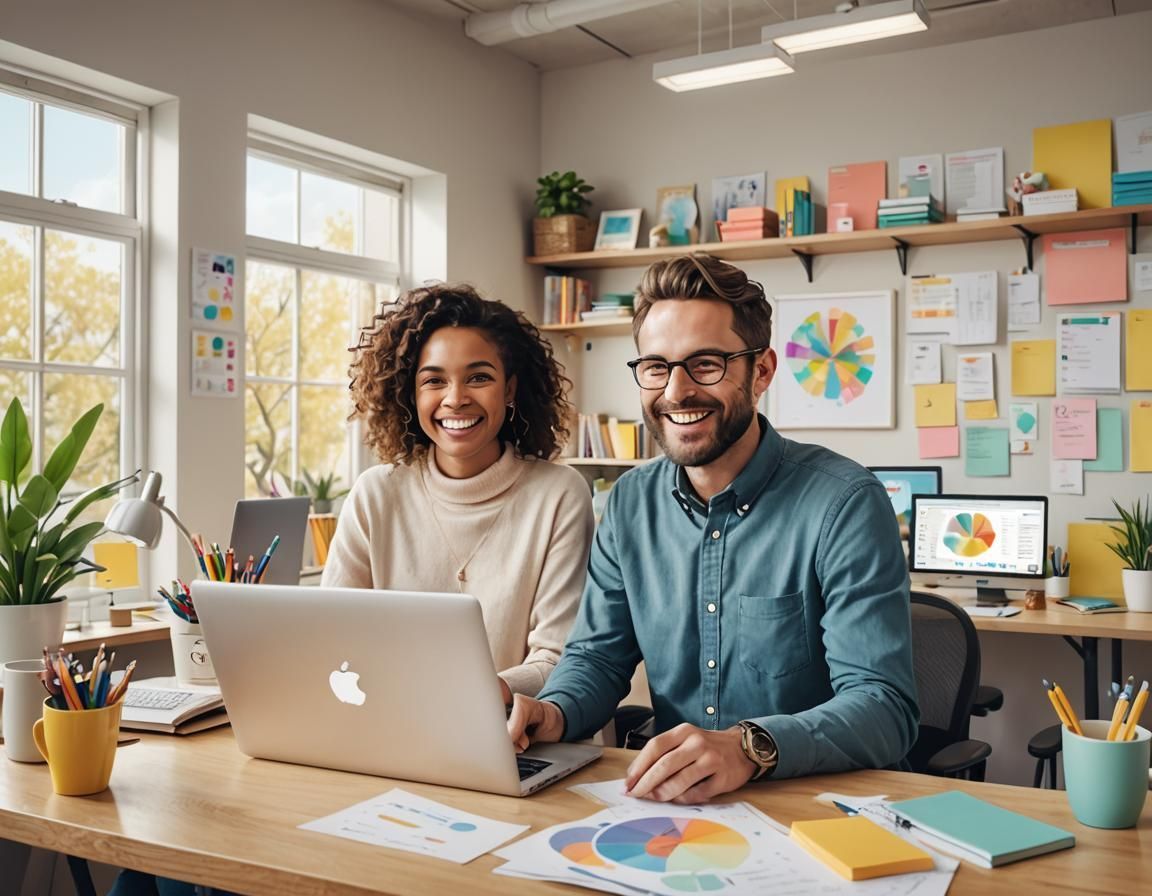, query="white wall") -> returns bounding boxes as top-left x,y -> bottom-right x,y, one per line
0,0 -> 541,581
540,12 -> 1152,784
